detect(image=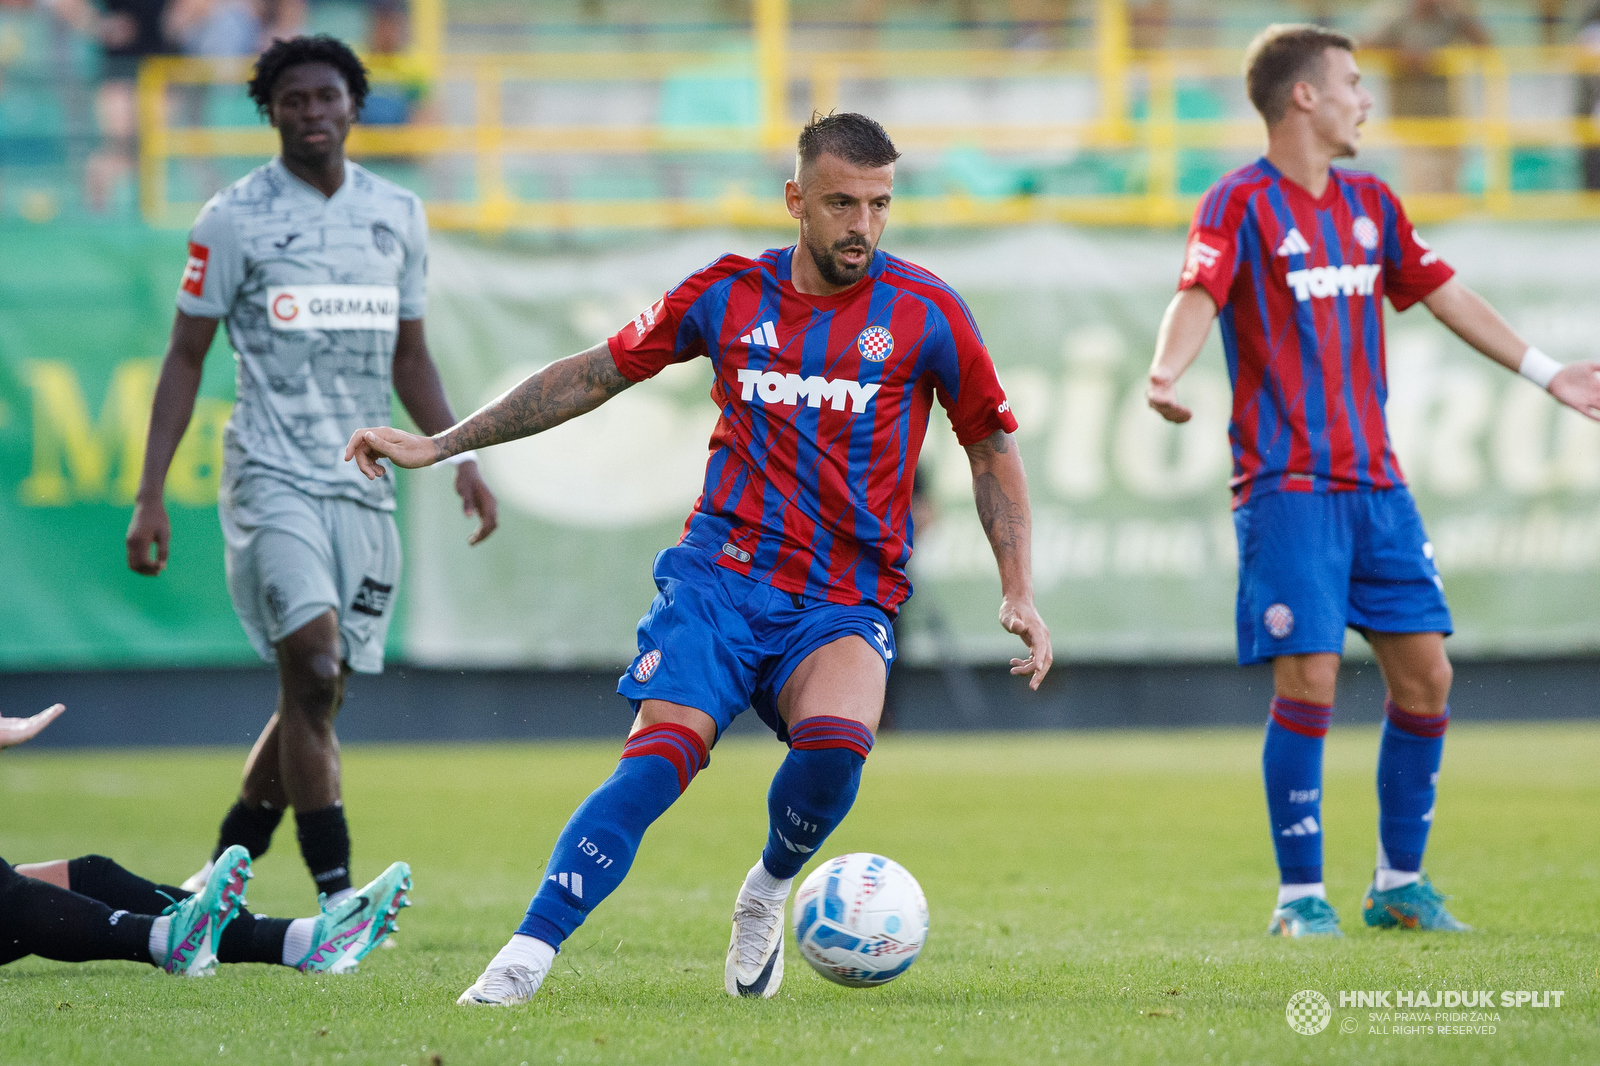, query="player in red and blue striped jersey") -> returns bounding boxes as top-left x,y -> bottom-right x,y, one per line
1147,25 -> 1600,938
345,112 -> 1053,1003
